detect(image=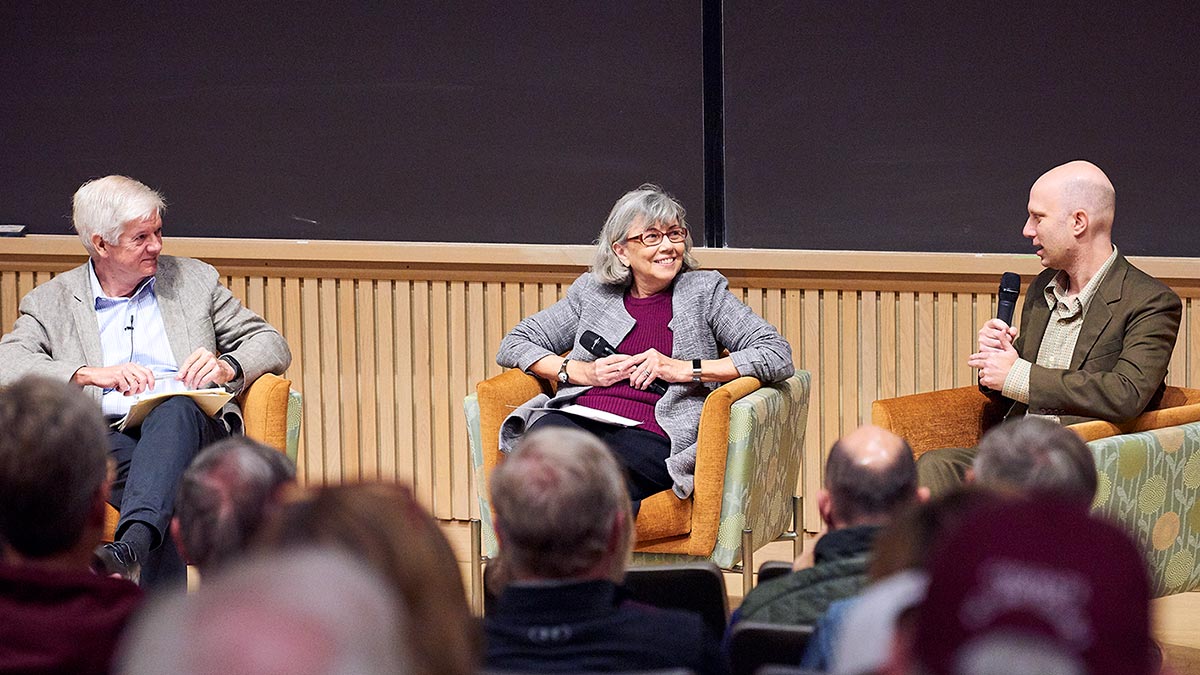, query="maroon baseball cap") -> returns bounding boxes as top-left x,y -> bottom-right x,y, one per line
914,496 -> 1151,675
